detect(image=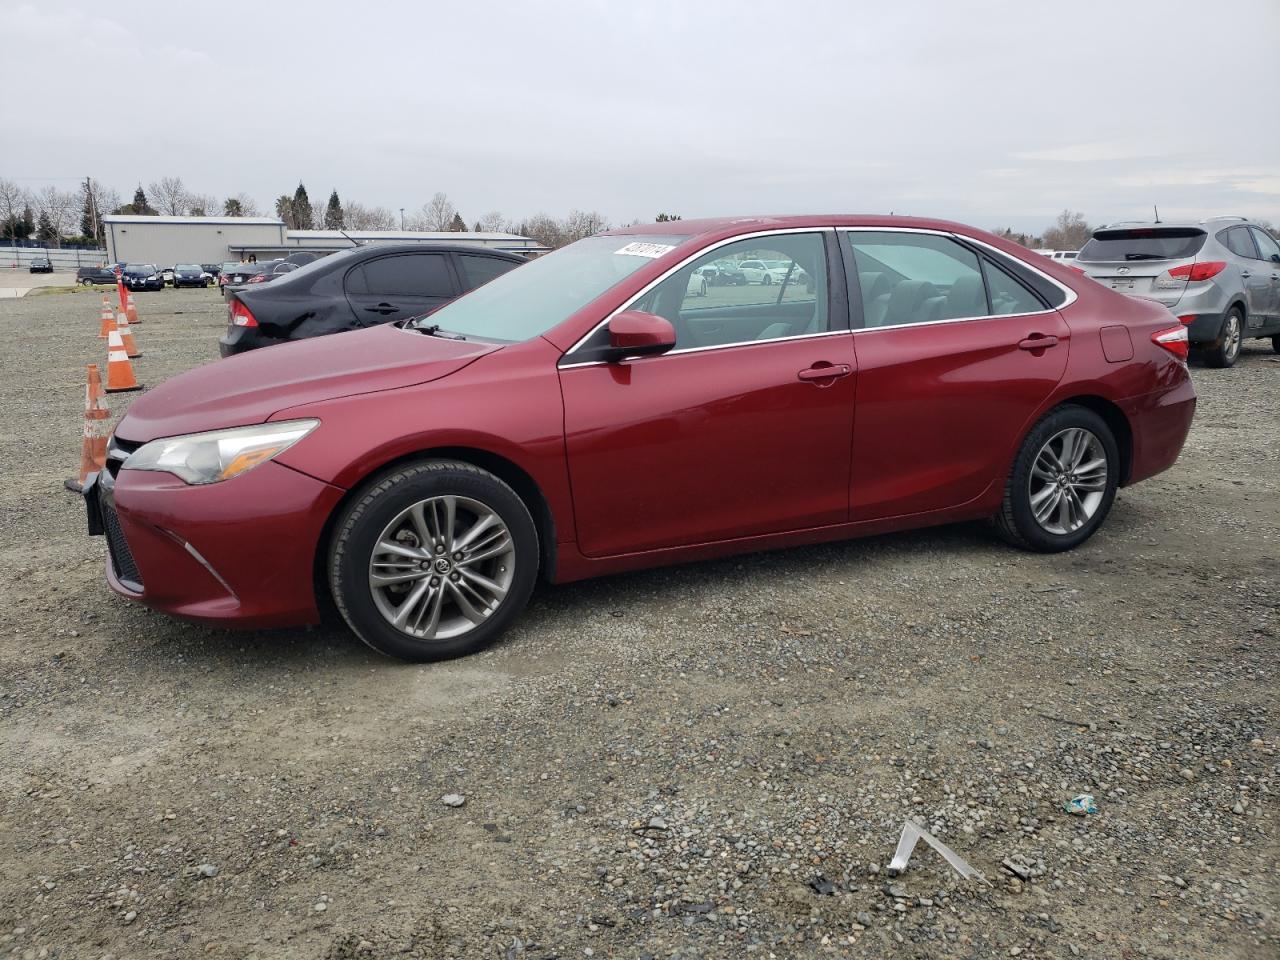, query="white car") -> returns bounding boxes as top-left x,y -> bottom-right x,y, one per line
686,269 -> 708,297
1034,249 -> 1079,263
737,259 -> 793,285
